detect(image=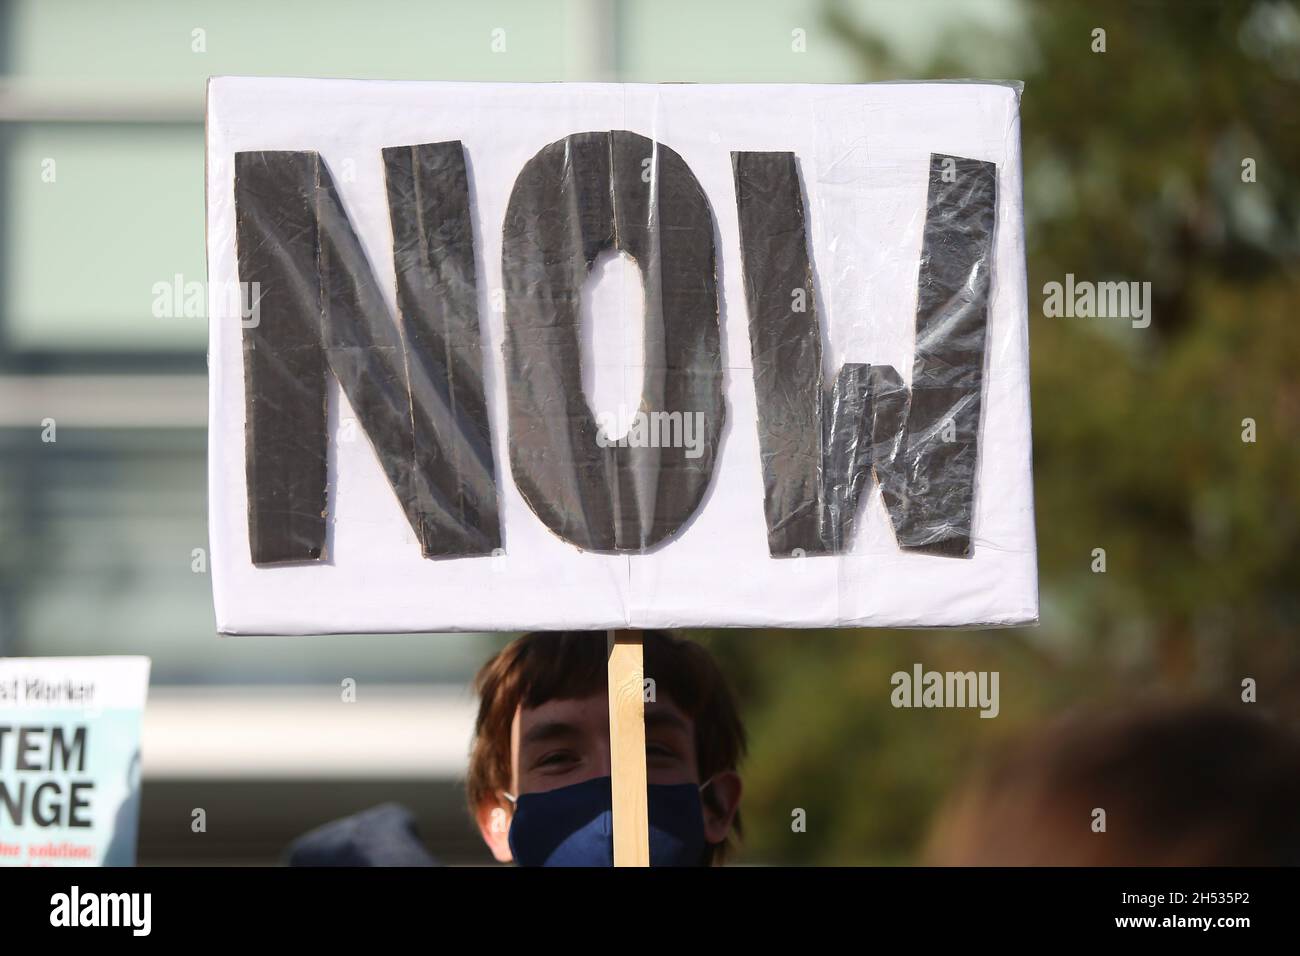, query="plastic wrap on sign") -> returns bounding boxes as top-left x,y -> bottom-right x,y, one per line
733,150 -> 996,558
501,130 -> 724,552
234,144 -> 500,564
206,79 -> 1038,633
